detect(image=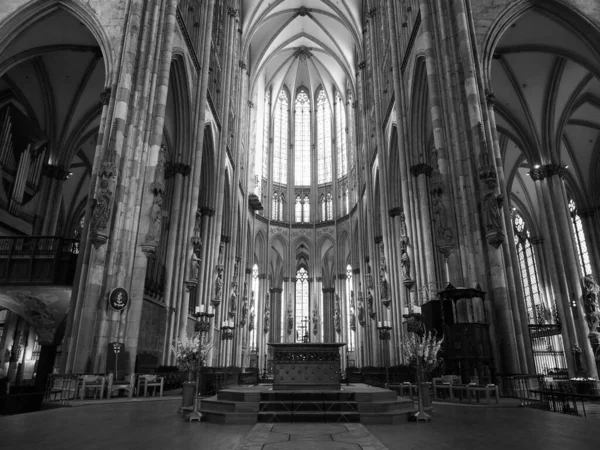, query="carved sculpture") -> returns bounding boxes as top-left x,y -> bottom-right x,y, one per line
401,249 -> 411,280
367,290 -> 375,319
334,294 -> 341,334
379,268 -> 388,300
583,276 -> 600,334
249,291 -> 255,331
214,266 -> 224,303
190,254 -> 200,281
481,177 -> 505,248
287,310 -> 294,335
92,178 -> 112,232
264,308 -> 270,334
312,308 -> 318,336
357,282 -> 365,326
